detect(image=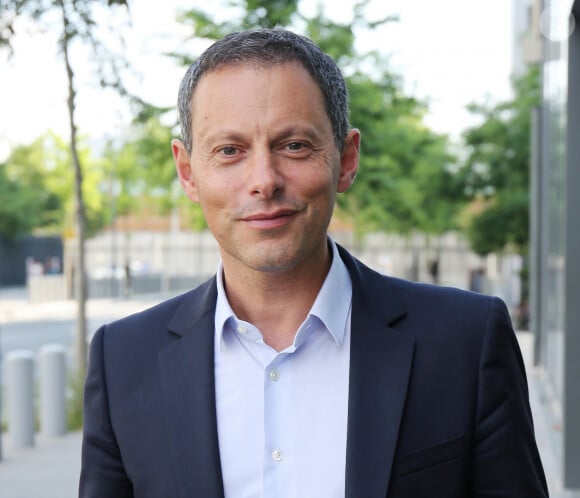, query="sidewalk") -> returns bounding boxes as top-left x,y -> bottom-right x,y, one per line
0,432 -> 82,498
0,290 -> 578,497
519,332 -> 580,497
